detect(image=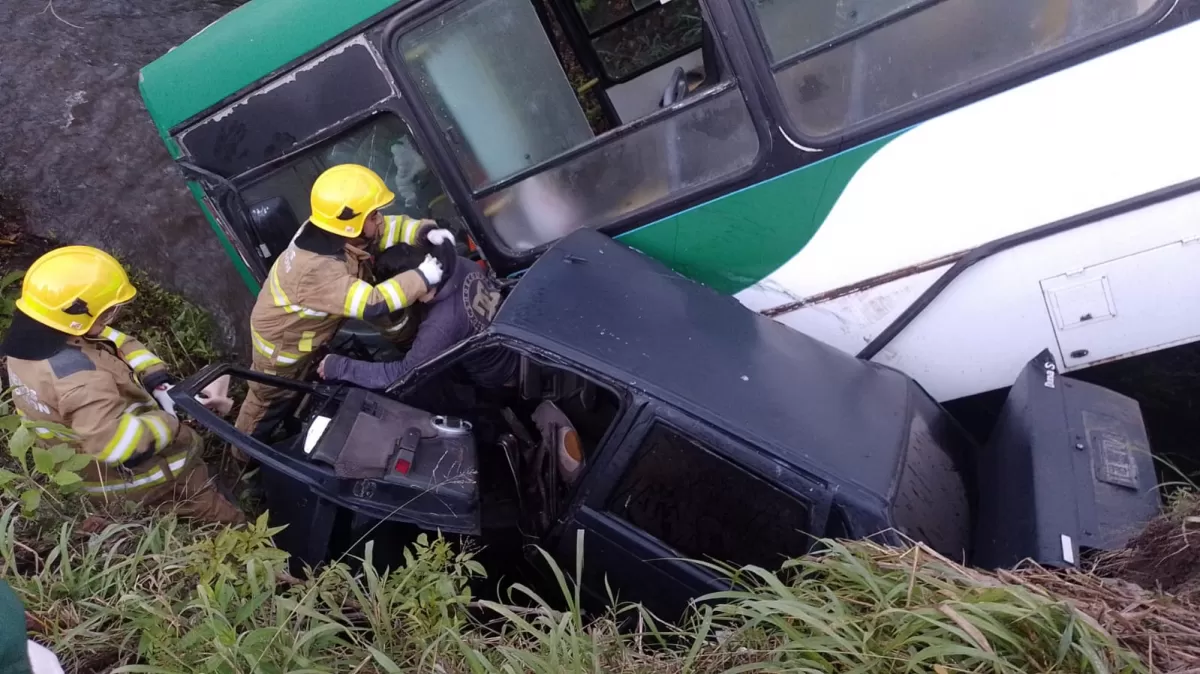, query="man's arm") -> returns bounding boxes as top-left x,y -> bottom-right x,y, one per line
96,327 -> 170,390
321,320 -> 461,390
297,257 -> 441,321
58,375 -> 179,465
